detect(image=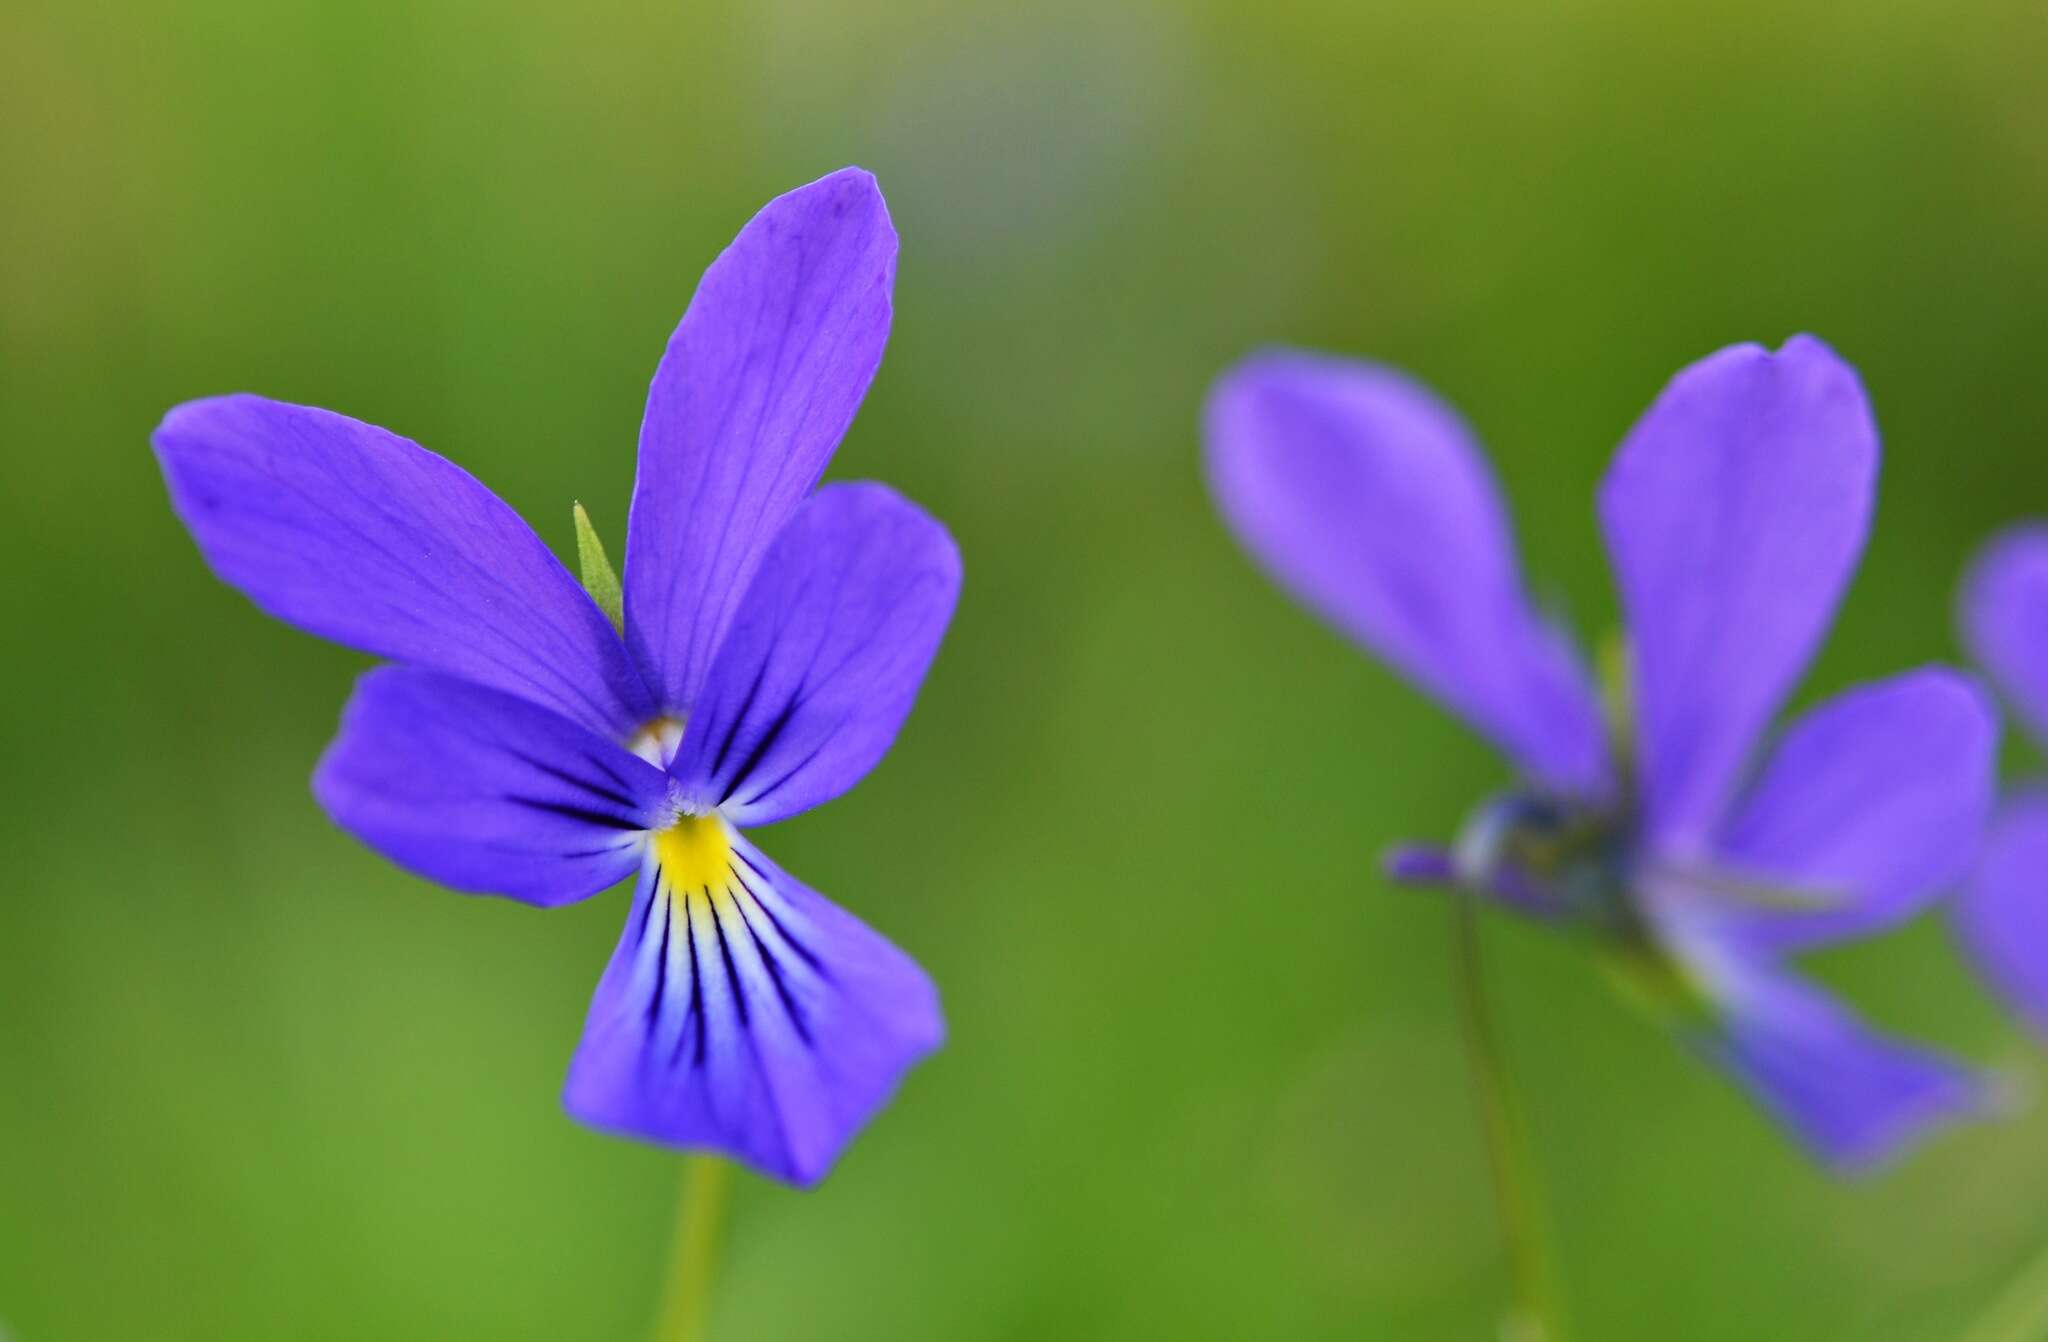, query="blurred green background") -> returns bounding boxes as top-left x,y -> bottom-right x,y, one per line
6,0 -> 2048,1337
